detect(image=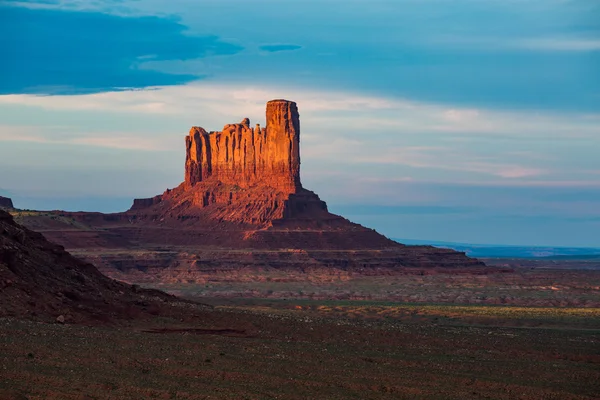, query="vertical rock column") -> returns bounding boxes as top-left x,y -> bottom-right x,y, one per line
185,127 -> 211,188
265,99 -> 301,192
